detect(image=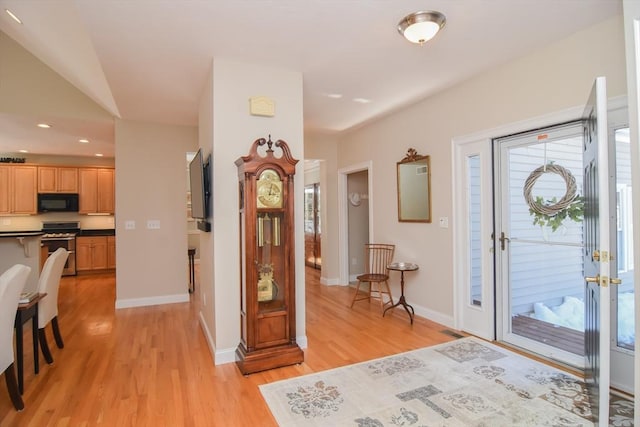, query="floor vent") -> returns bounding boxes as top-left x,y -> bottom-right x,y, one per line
440,329 -> 464,339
